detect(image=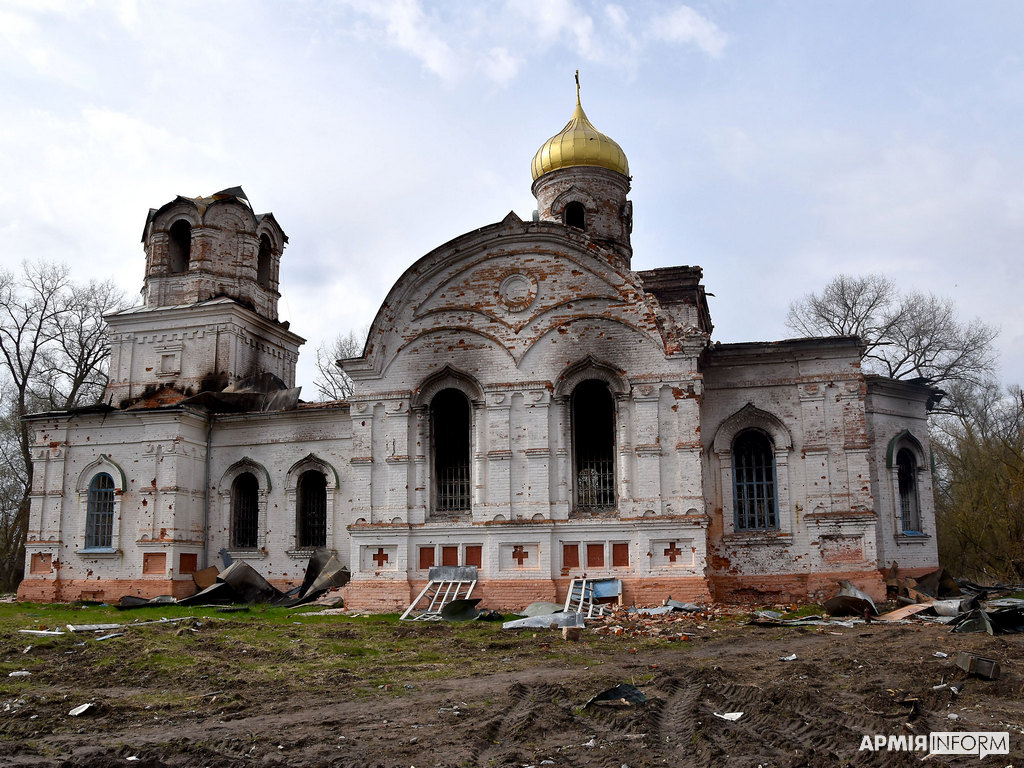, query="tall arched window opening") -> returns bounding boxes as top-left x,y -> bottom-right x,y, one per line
231,472 -> 259,548
896,447 -> 920,533
564,201 -> 586,230
257,234 -> 272,289
431,388 -> 471,514
297,470 -> 327,547
168,220 -> 192,274
733,430 -> 777,530
85,472 -> 115,549
572,379 -> 616,513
